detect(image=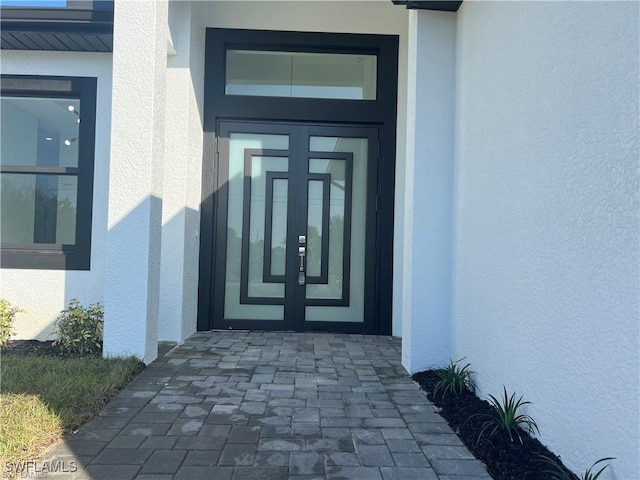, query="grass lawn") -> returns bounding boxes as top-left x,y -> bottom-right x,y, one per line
0,355 -> 143,464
